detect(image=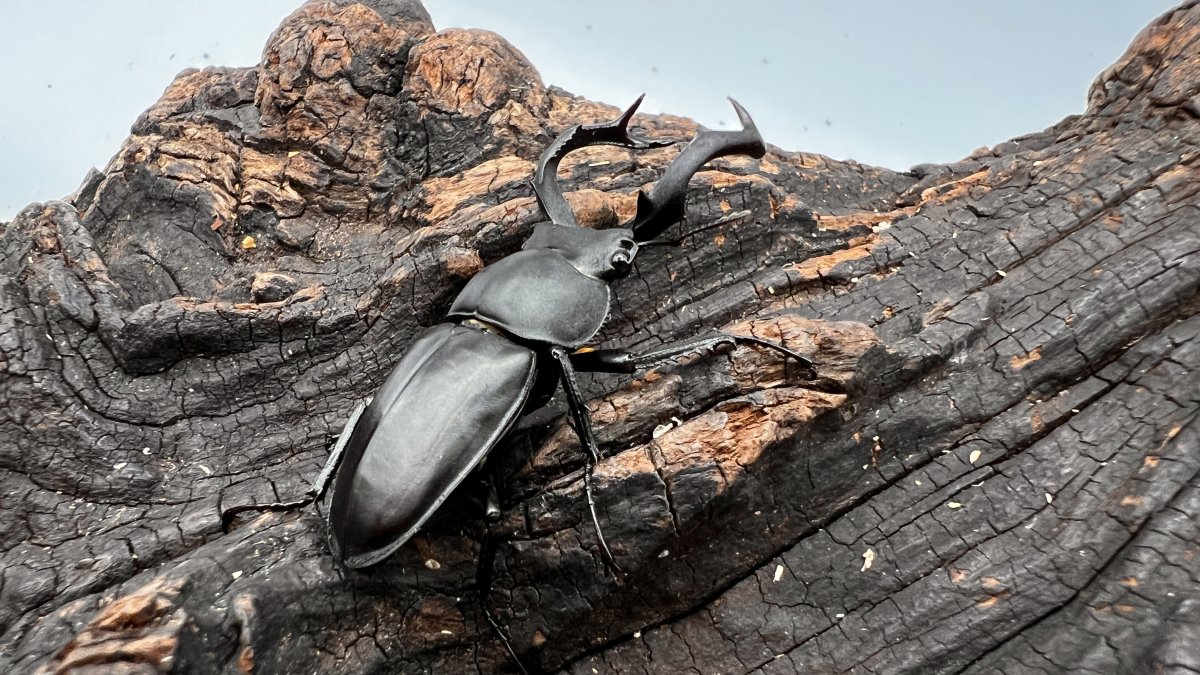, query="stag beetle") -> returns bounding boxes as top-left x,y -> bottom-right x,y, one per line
223,96 -> 814,666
